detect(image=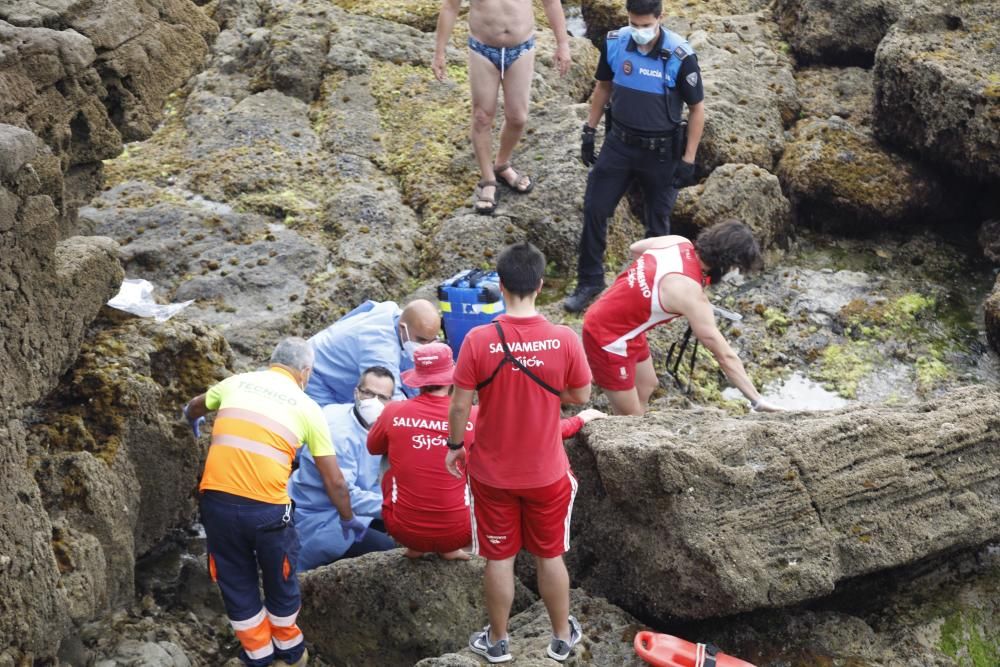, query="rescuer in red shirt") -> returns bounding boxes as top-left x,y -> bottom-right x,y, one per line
446,242 -> 593,663
583,219 -> 781,415
367,338 -> 607,565
366,341 -> 478,561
